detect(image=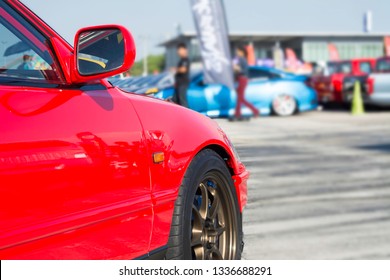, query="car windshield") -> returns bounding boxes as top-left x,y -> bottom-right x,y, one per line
327,62 -> 340,75
190,70 -> 202,81
327,61 -> 352,75
339,62 -> 352,74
